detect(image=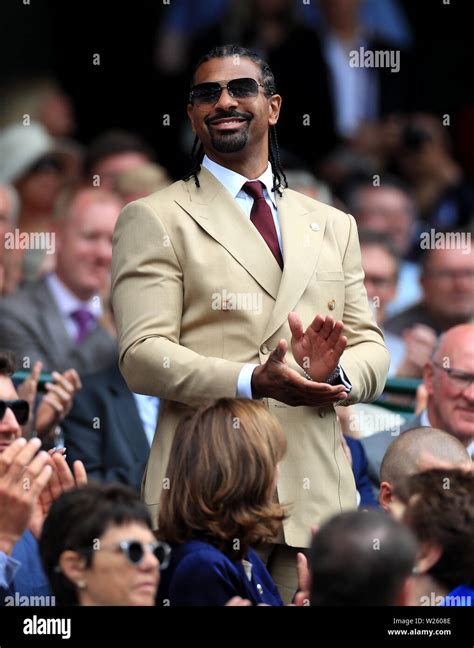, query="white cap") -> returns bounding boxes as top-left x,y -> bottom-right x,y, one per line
0,121 -> 61,184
